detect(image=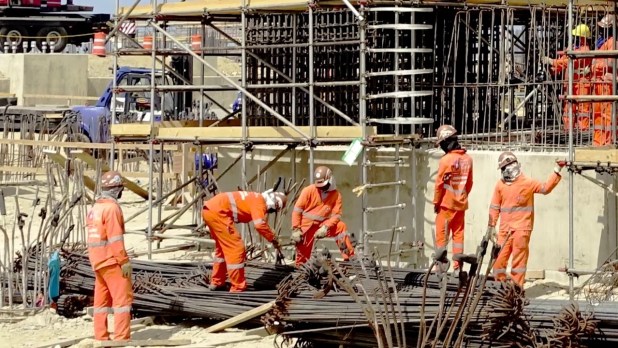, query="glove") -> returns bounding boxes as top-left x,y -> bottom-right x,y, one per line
554,165 -> 563,174
583,66 -> 591,76
271,237 -> 281,249
315,225 -> 328,239
434,204 -> 440,214
290,229 -> 303,244
488,226 -> 497,243
541,56 -> 553,65
121,262 -> 132,279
